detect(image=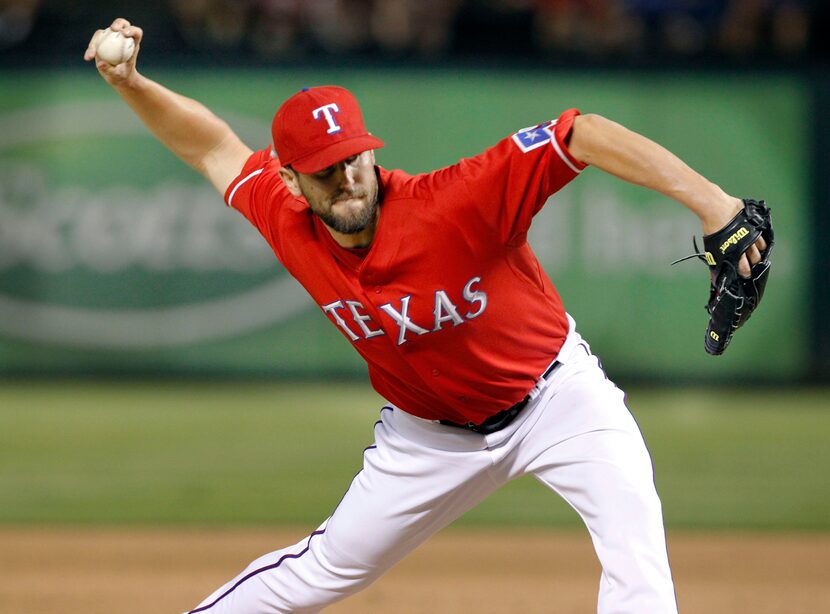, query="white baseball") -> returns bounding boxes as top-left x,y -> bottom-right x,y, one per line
96,29 -> 135,66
